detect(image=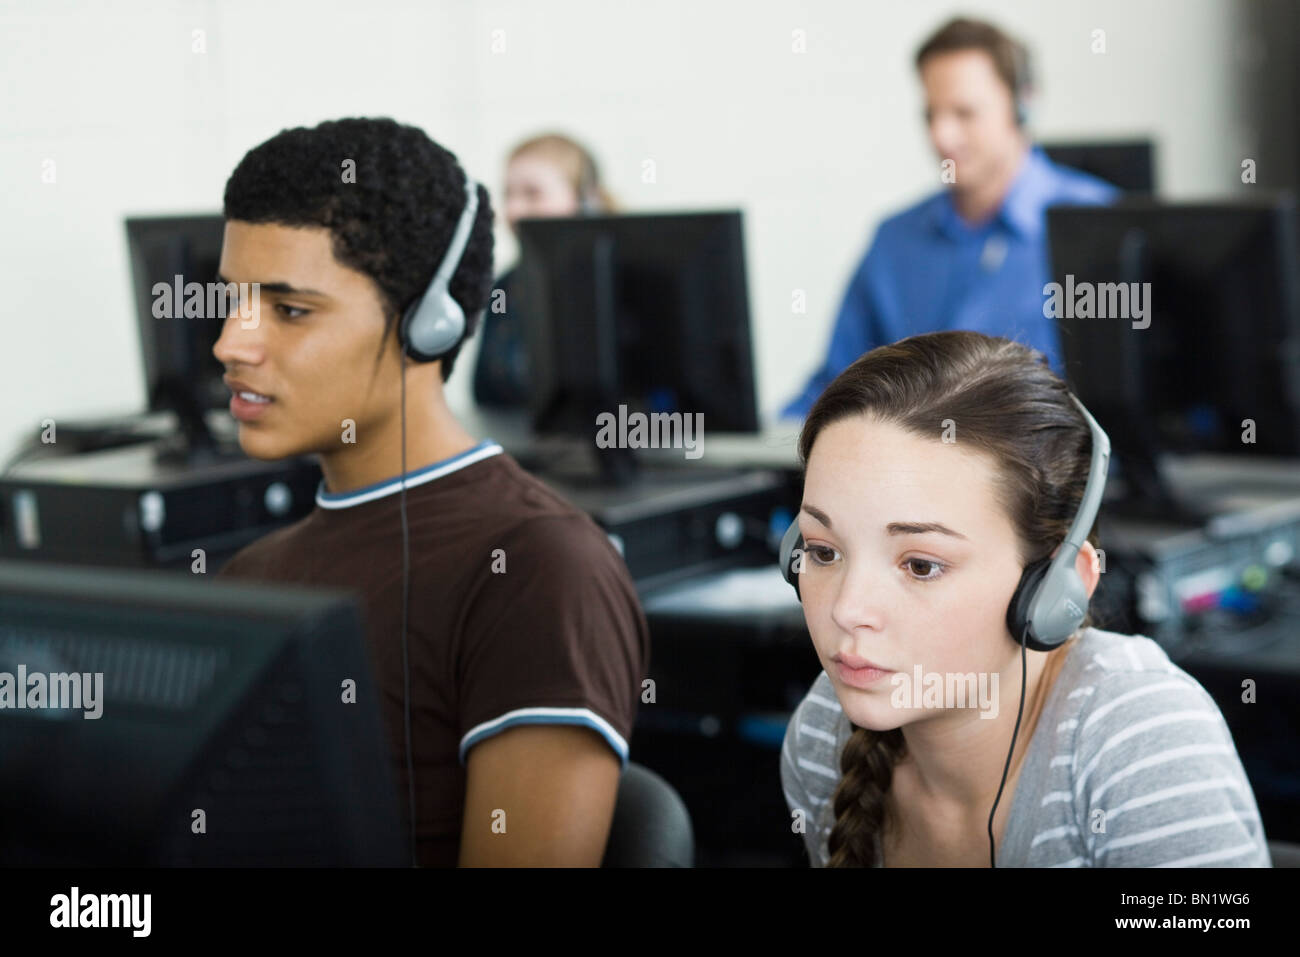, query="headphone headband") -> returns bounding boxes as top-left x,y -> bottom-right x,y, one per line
1014,393 -> 1110,648
1056,394 -> 1111,566
399,175 -> 479,362
433,177 -> 478,292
